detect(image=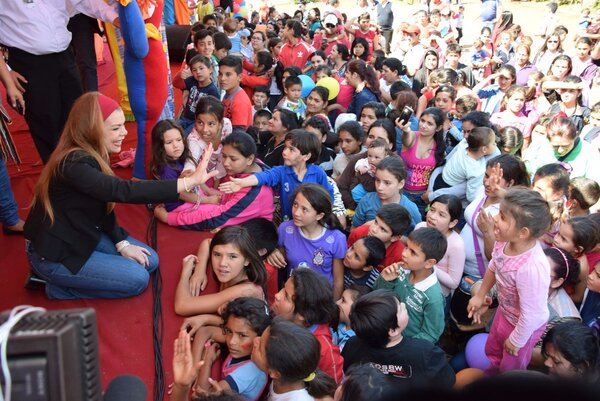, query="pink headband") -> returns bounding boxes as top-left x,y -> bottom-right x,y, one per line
552,247 -> 570,280
97,94 -> 120,121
